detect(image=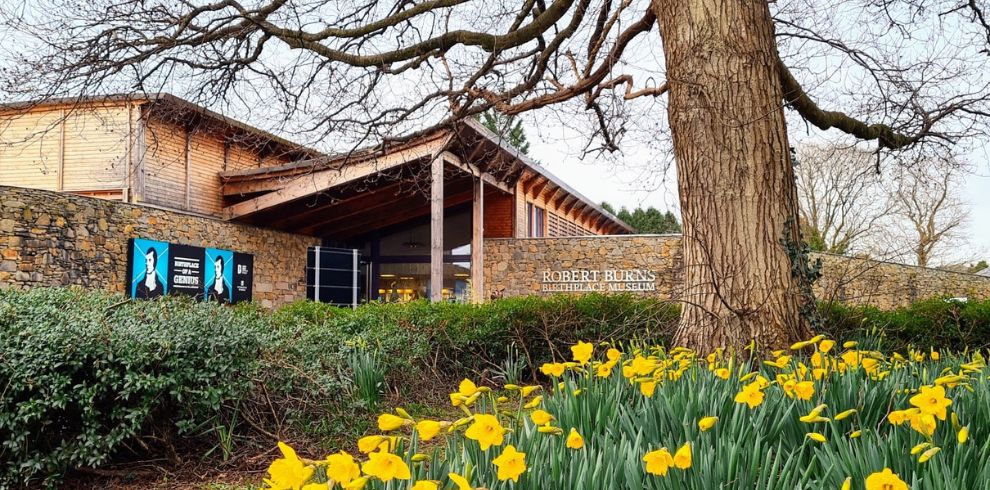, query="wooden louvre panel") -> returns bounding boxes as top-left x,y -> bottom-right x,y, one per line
548,211 -> 591,237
